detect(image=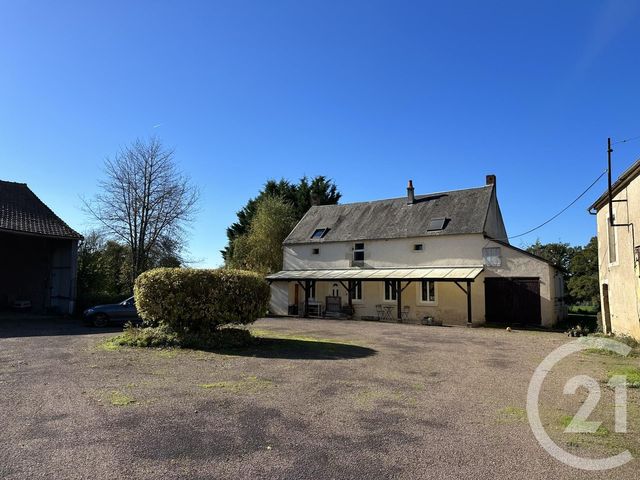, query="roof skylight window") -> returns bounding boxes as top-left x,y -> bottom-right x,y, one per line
311,228 -> 330,239
427,217 -> 447,231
